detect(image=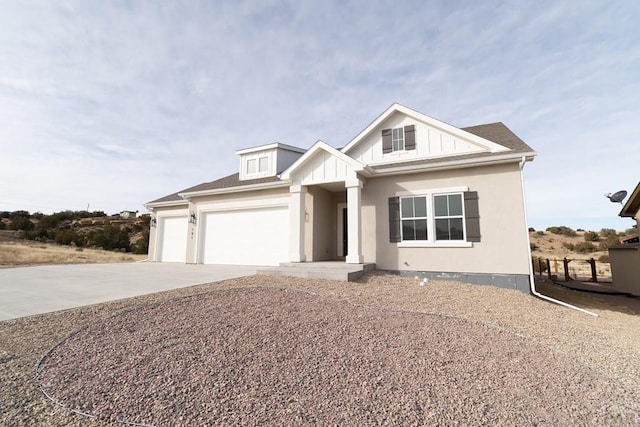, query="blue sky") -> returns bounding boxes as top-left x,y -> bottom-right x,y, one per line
1,0 -> 638,231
